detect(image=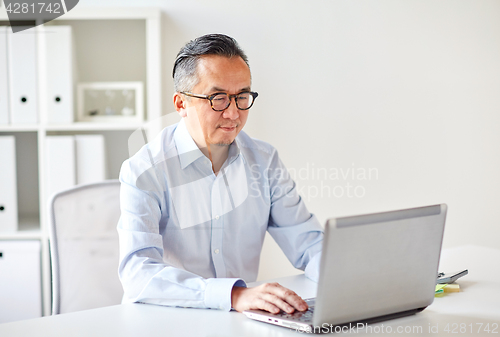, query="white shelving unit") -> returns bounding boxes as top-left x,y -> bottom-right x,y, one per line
0,7 -> 162,316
